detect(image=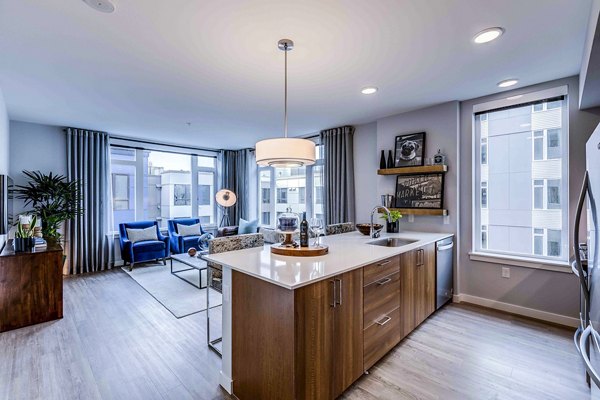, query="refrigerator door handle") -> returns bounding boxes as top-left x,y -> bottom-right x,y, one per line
580,325 -> 600,388
574,171 -> 590,305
